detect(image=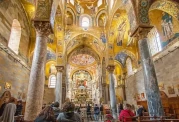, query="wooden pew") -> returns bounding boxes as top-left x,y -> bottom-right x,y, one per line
14,115 -> 24,122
